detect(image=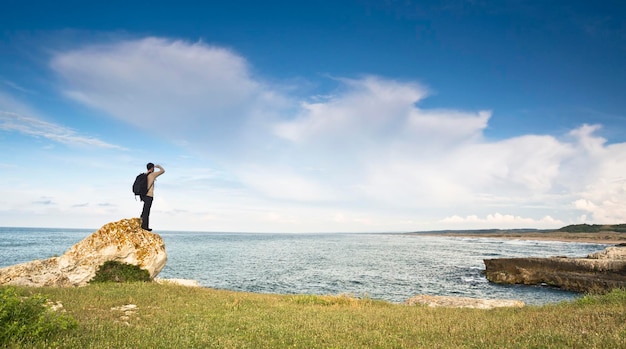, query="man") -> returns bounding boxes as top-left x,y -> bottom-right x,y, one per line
140,162 -> 165,231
